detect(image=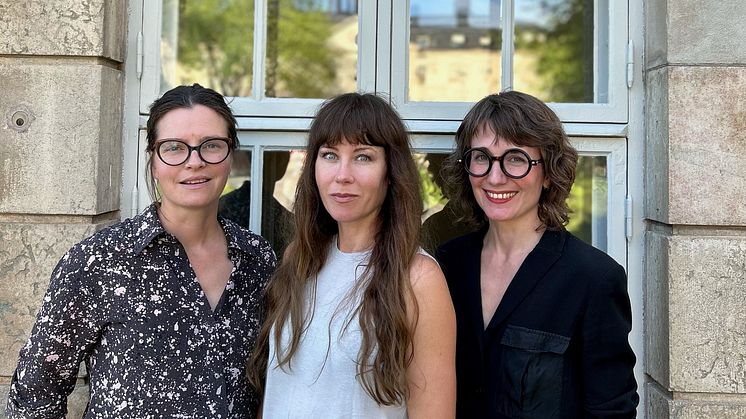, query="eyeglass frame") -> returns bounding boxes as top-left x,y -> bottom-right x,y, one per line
154,137 -> 232,166
458,147 -> 544,179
